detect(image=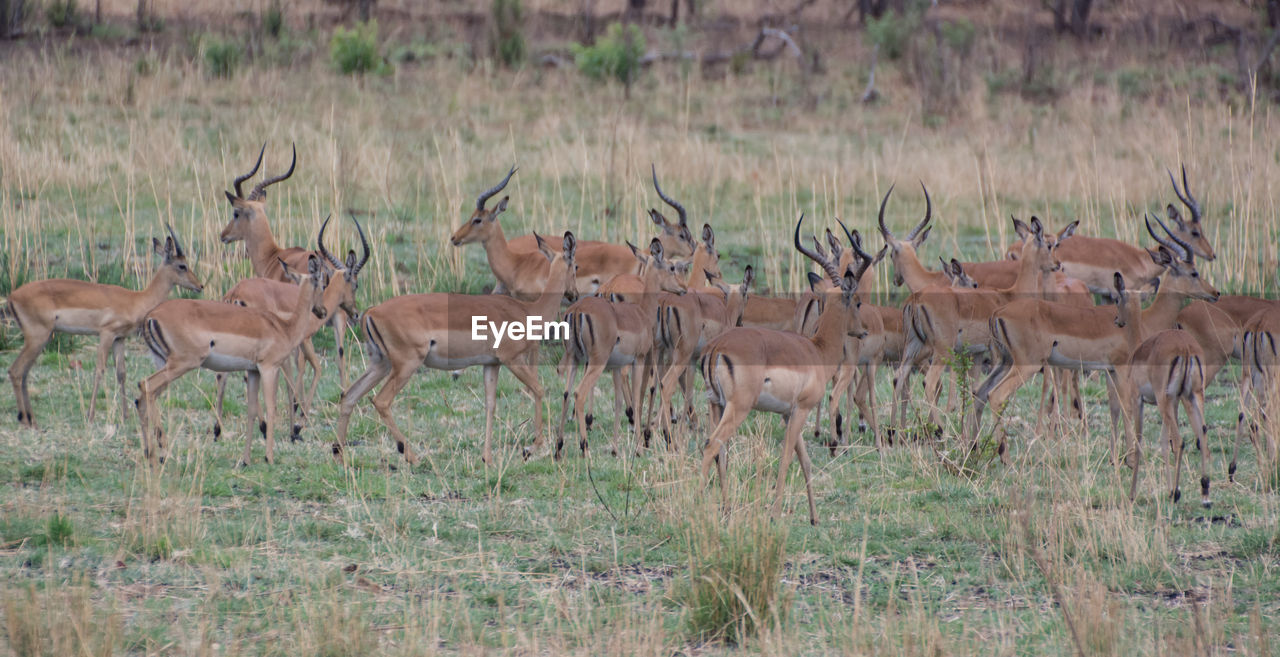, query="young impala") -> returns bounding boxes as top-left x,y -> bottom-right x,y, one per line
137,254 -> 335,467
3,226 -> 203,427
1112,273 -> 1213,507
698,214 -> 871,525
